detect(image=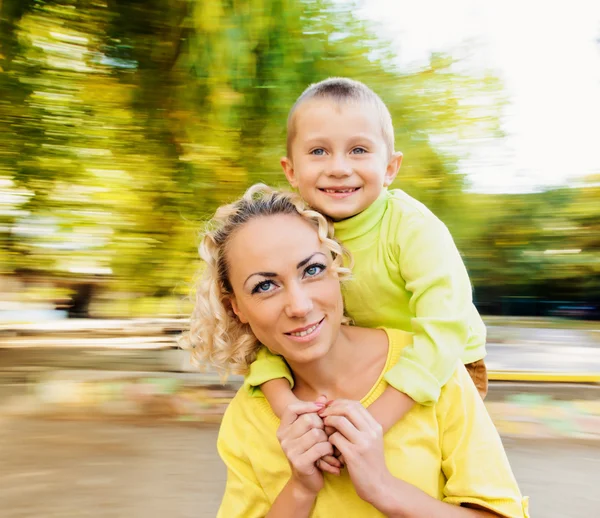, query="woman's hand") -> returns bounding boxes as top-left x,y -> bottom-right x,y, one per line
319,400 -> 393,505
277,401 -> 338,496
